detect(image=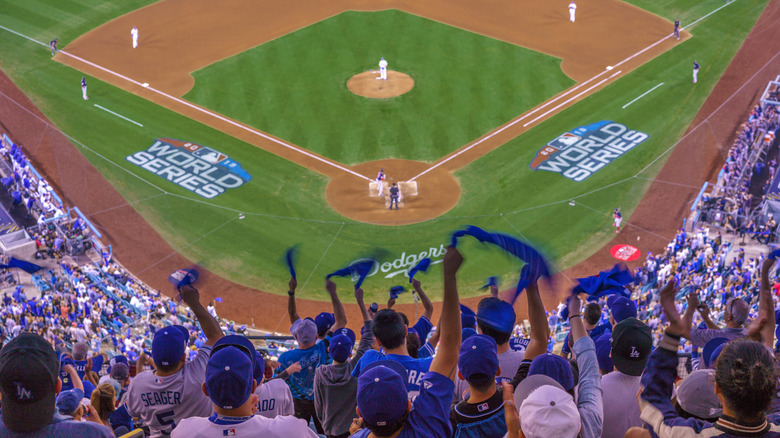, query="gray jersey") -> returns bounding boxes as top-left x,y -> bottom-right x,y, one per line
125,345 -> 213,437
254,378 -> 294,418
171,415 -> 317,438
